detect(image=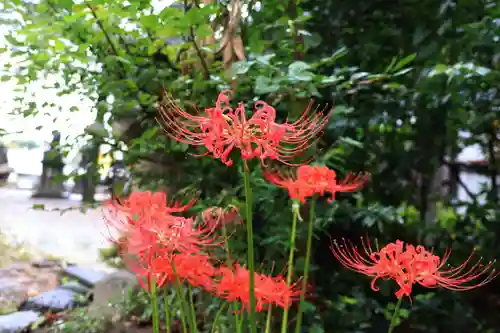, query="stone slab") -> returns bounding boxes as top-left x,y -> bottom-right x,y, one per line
0,310 -> 41,333
59,281 -> 91,295
62,266 -> 108,288
21,288 -> 81,312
